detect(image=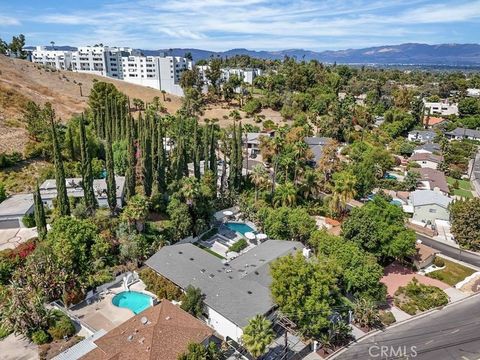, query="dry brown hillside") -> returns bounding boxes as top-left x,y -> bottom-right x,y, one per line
0,55 -> 183,153
0,55 -> 286,154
